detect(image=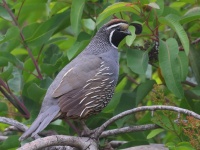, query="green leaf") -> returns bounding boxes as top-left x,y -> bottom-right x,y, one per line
176,142 -> 195,150
147,128 -> 165,139
166,142 -> 176,149
40,77 -> 53,89
77,32 -> 91,42
155,0 -> 164,16
103,92 -> 122,113
41,55 -> 68,76
43,44 -> 62,65
170,2 -> 186,9
22,11 -> 67,47
70,0 -> 86,36
189,46 -> 200,84
66,40 -> 89,60
0,64 -> 13,81
127,49 -> 149,75
0,135 -> 19,150
126,26 -> 136,46
159,39 -> 184,98
0,26 -> 20,44
191,86 -> 200,96
50,2 -> 70,16
27,83 -> 46,102
23,58 -> 36,82
151,112 -> 179,131
0,57 -> 8,67
0,6 -> 12,21
159,14 -> 189,55
0,102 -> 8,116
8,68 -> 22,93
114,92 -> 136,115
96,2 -> 140,25
11,48 -> 28,56
177,52 -> 188,81
180,7 -> 200,24
0,52 -> 23,68
135,80 -> 156,105
41,61 -> 62,76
